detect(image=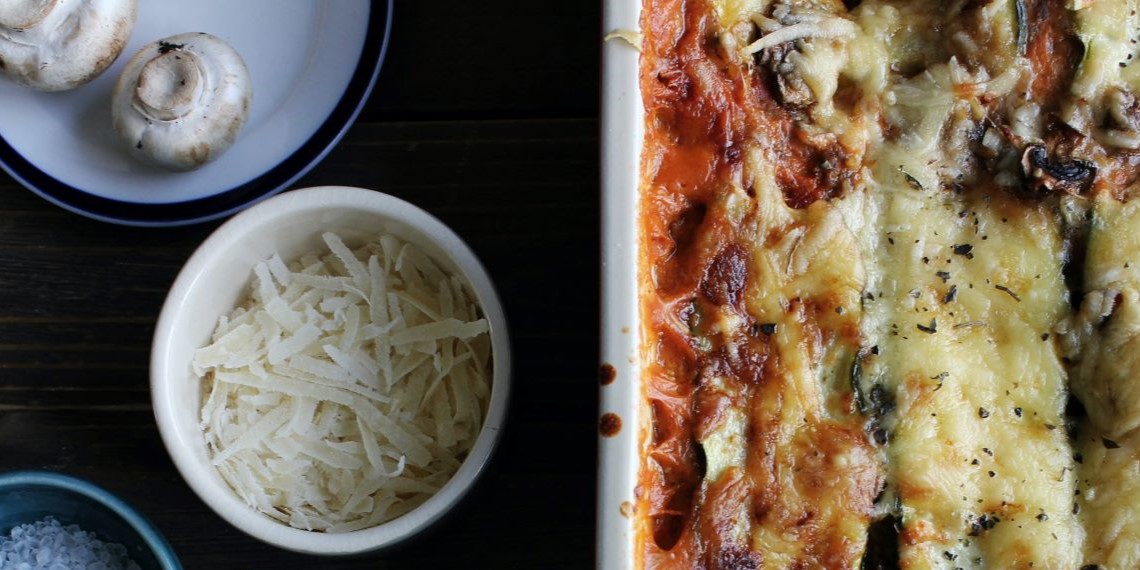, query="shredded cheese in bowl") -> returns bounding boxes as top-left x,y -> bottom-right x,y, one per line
193,232 -> 491,533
